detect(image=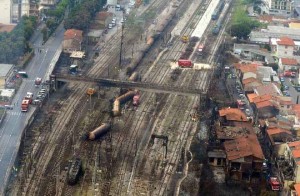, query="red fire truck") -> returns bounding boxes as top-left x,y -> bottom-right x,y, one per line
178,59 -> 193,68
